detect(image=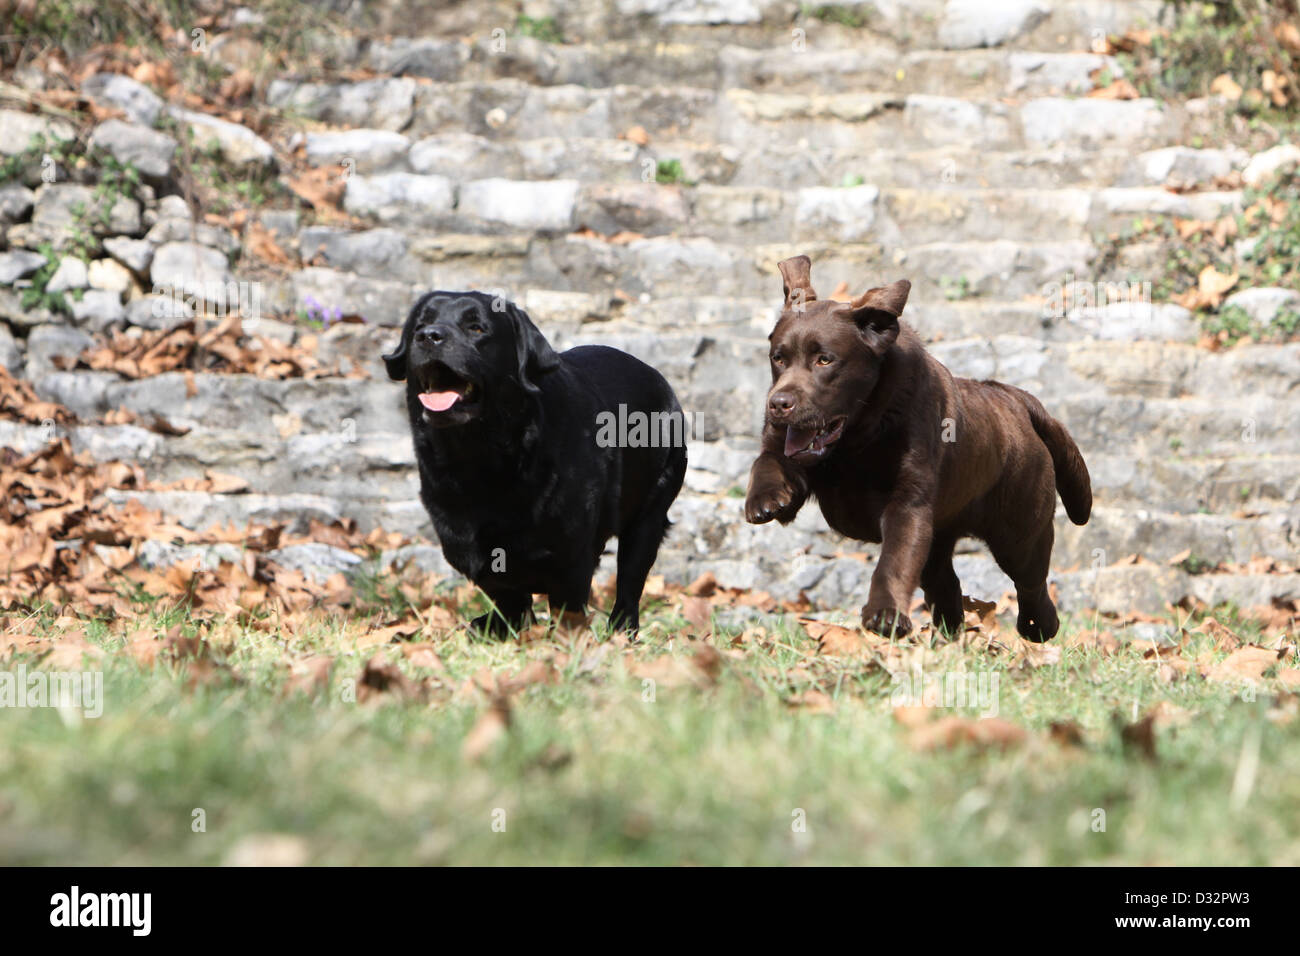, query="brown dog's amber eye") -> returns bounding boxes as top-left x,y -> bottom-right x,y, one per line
770,354 -> 784,365
816,355 -> 833,366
